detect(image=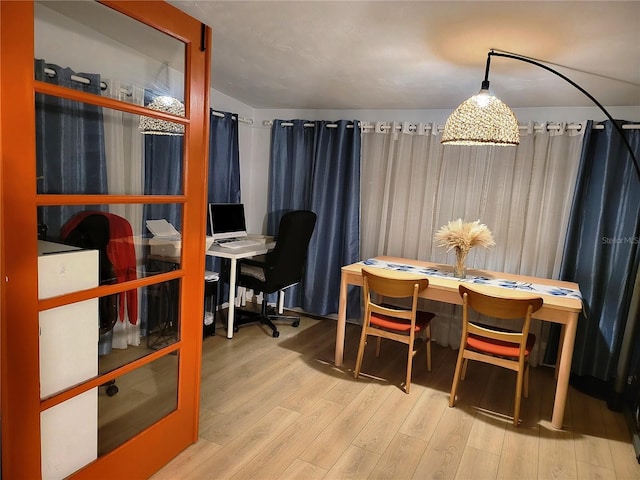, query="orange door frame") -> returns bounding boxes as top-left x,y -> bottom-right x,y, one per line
0,1 -> 211,478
